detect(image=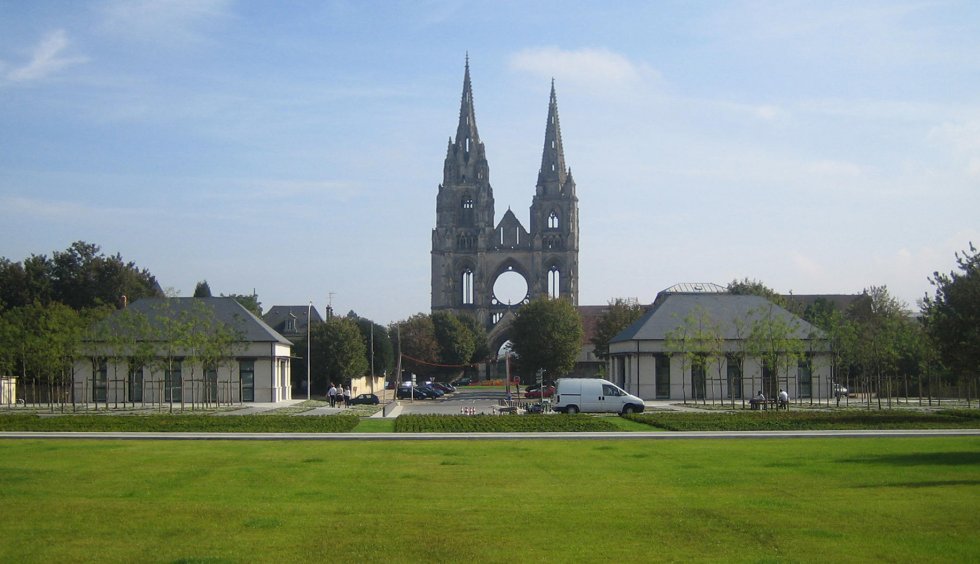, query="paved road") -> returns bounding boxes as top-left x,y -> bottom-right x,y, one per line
1,429 -> 978,441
